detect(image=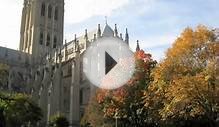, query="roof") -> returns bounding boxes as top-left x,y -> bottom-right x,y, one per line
102,24 -> 114,37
